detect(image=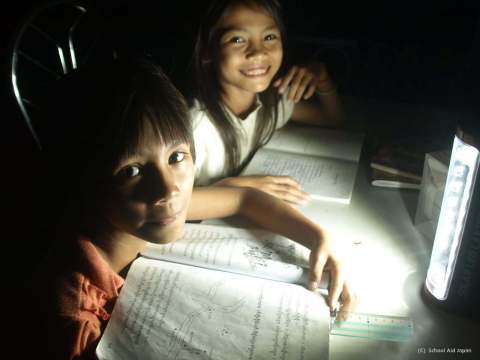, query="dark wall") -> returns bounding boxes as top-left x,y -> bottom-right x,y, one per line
6,0 -> 479,111
282,0 -> 479,106
3,0 -> 480,276
92,0 -> 480,112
